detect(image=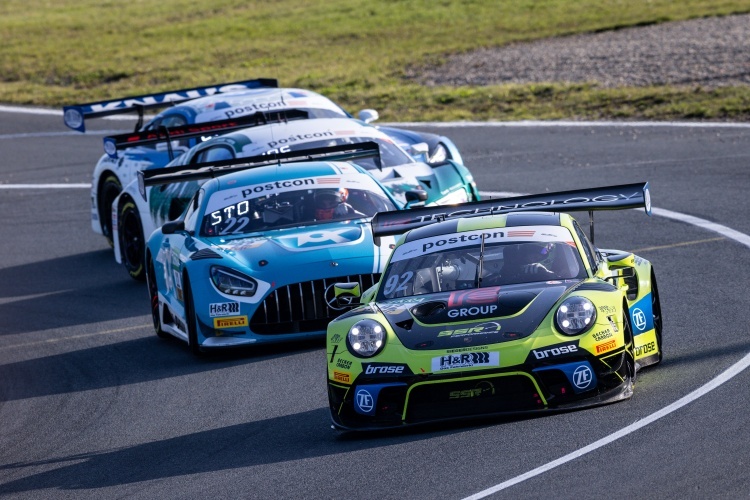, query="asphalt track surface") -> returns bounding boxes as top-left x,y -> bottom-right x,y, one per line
1,109 -> 750,499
